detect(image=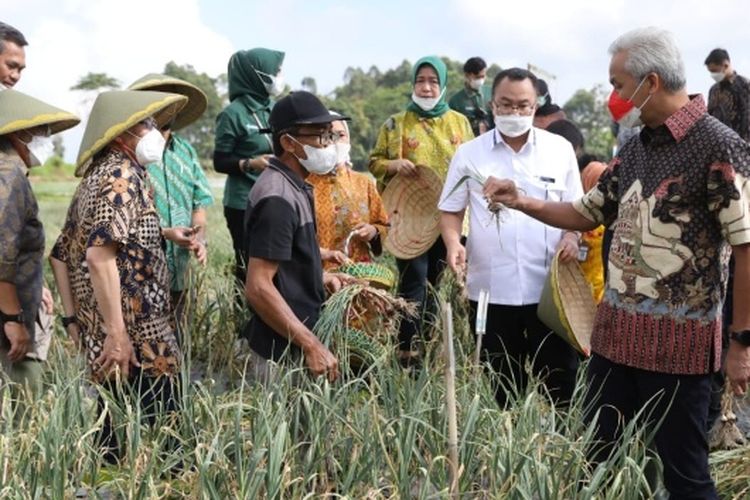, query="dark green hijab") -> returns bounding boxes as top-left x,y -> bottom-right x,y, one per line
227,48 -> 285,106
406,56 -> 450,118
